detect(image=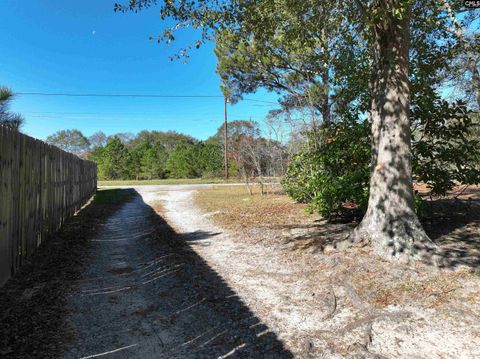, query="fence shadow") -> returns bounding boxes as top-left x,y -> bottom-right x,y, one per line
61,189 -> 293,358
0,188 -> 130,359
1,189 -> 294,358
136,191 -> 294,358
